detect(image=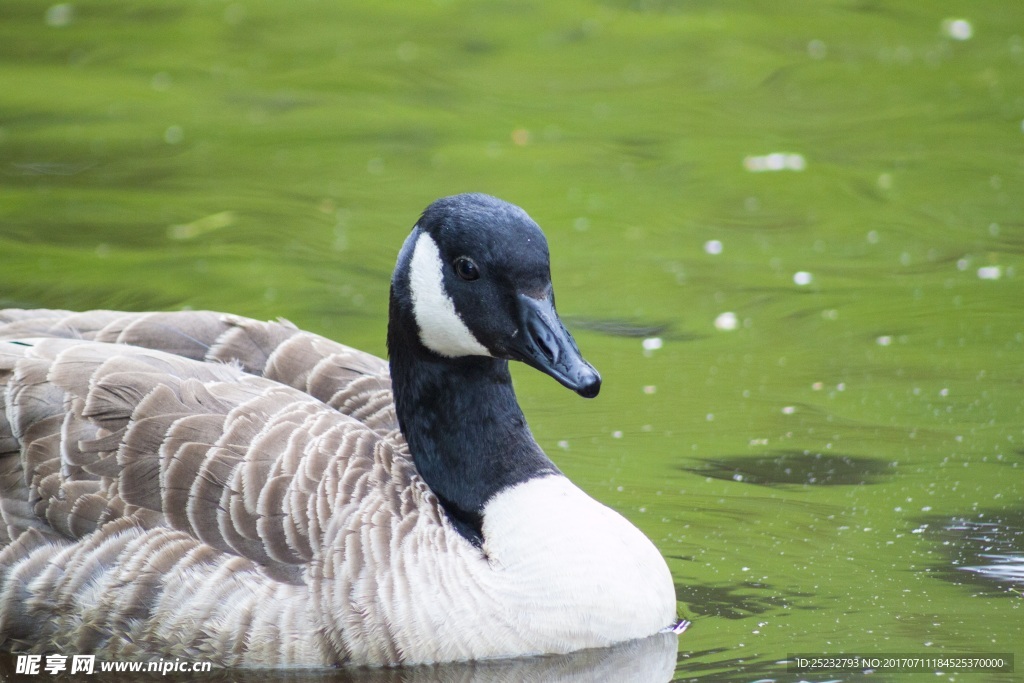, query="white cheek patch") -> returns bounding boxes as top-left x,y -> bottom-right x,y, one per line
408,232 -> 491,358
